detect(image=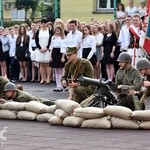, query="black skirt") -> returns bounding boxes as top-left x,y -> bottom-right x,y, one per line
82,48 -> 97,66
50,48 -> 66,68
0,51 -> 9,61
